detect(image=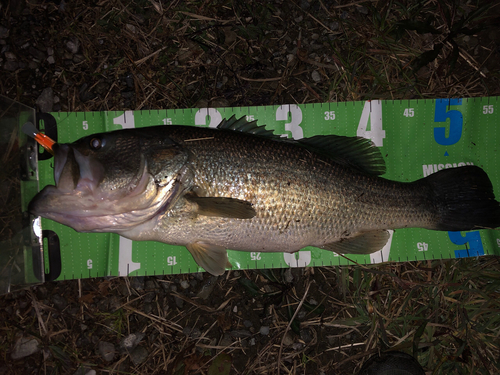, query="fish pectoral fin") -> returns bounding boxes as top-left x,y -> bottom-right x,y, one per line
186,241 -> 232,276
187,196 -> 256,219
321,230 -> 390,255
